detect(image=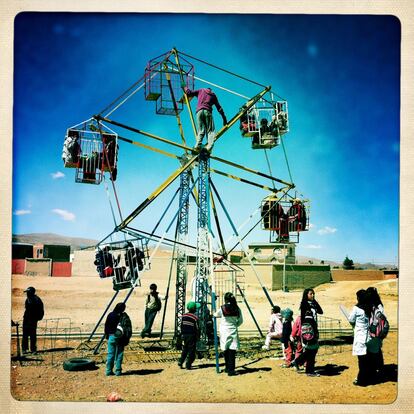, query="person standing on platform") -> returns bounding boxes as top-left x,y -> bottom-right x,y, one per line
184,86 -> 227,151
